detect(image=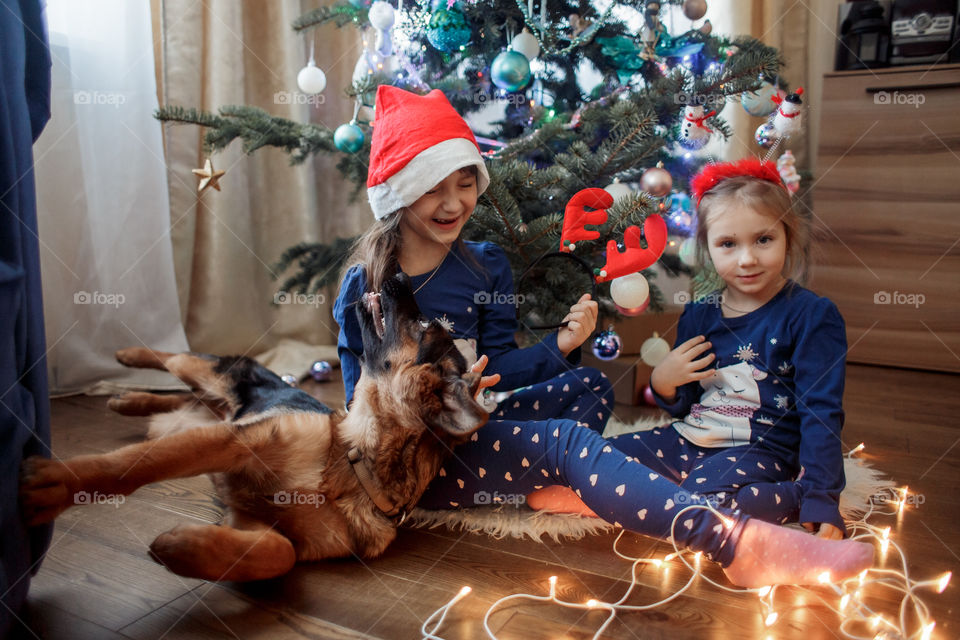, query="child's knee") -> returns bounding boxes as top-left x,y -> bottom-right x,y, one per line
576,366 -> 614,401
